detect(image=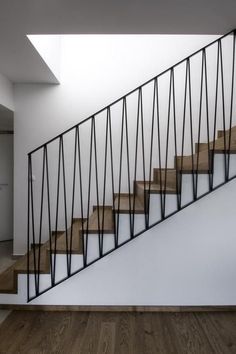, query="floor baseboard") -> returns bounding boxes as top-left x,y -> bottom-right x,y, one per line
1,305 -> 236,312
